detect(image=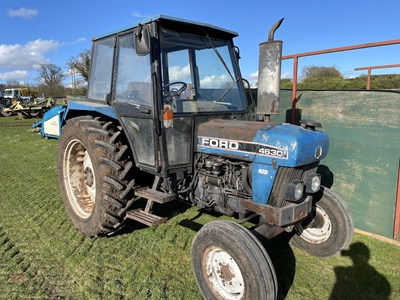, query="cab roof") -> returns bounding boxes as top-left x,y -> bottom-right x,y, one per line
93,14 -> 238,41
